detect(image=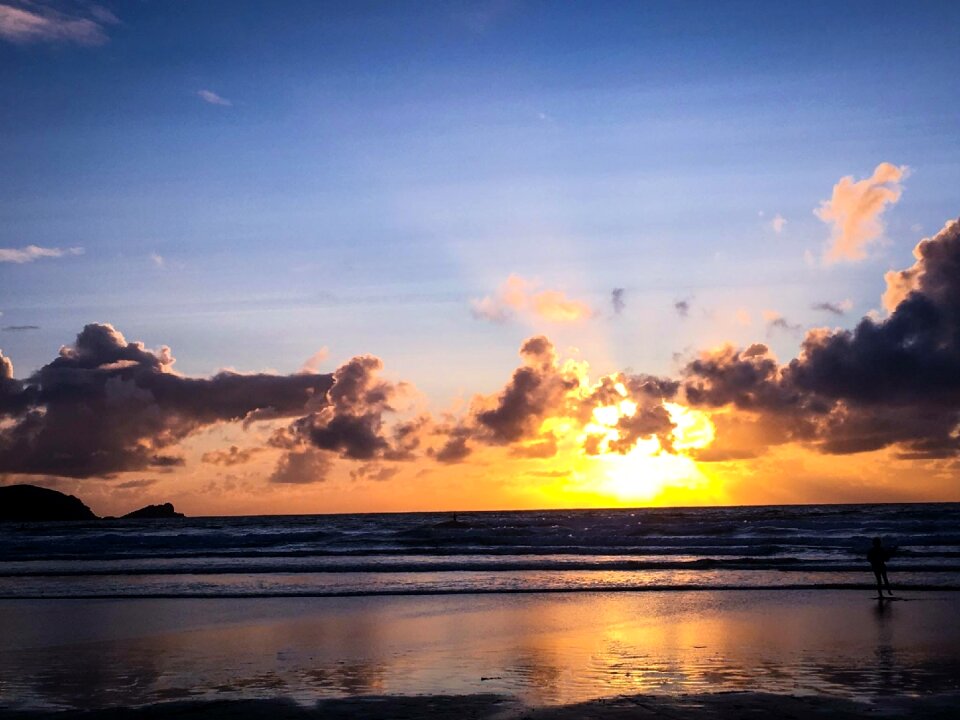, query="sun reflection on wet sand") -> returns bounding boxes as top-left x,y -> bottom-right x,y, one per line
1,591 -> 959,711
